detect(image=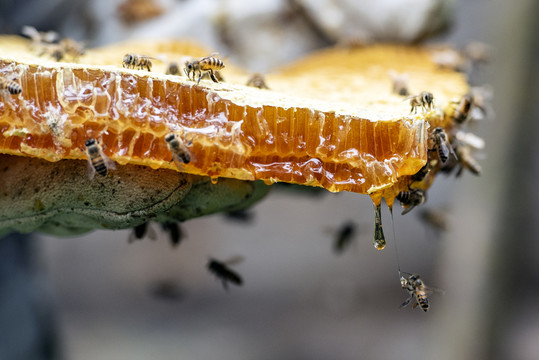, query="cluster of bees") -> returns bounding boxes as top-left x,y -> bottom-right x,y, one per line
3,27 -> 492,304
